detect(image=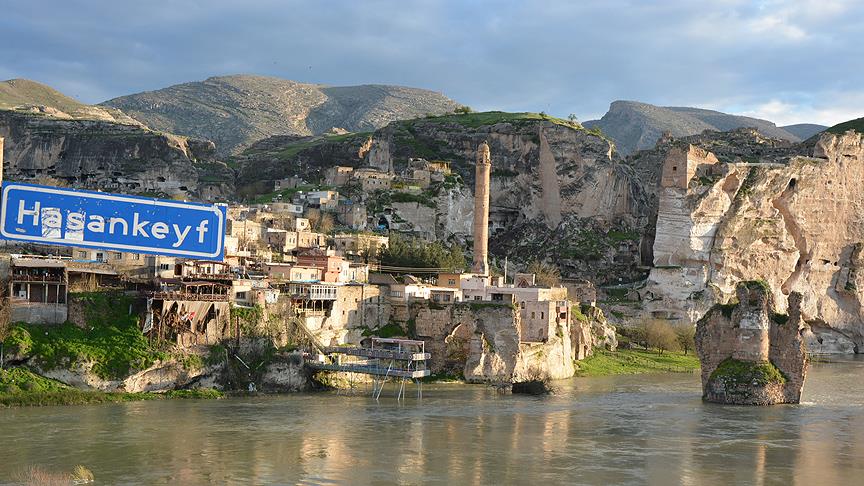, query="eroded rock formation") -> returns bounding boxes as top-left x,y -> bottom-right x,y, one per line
636,128 -> 864,354
695,281 -> 807,405
0,110 -> 234,201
